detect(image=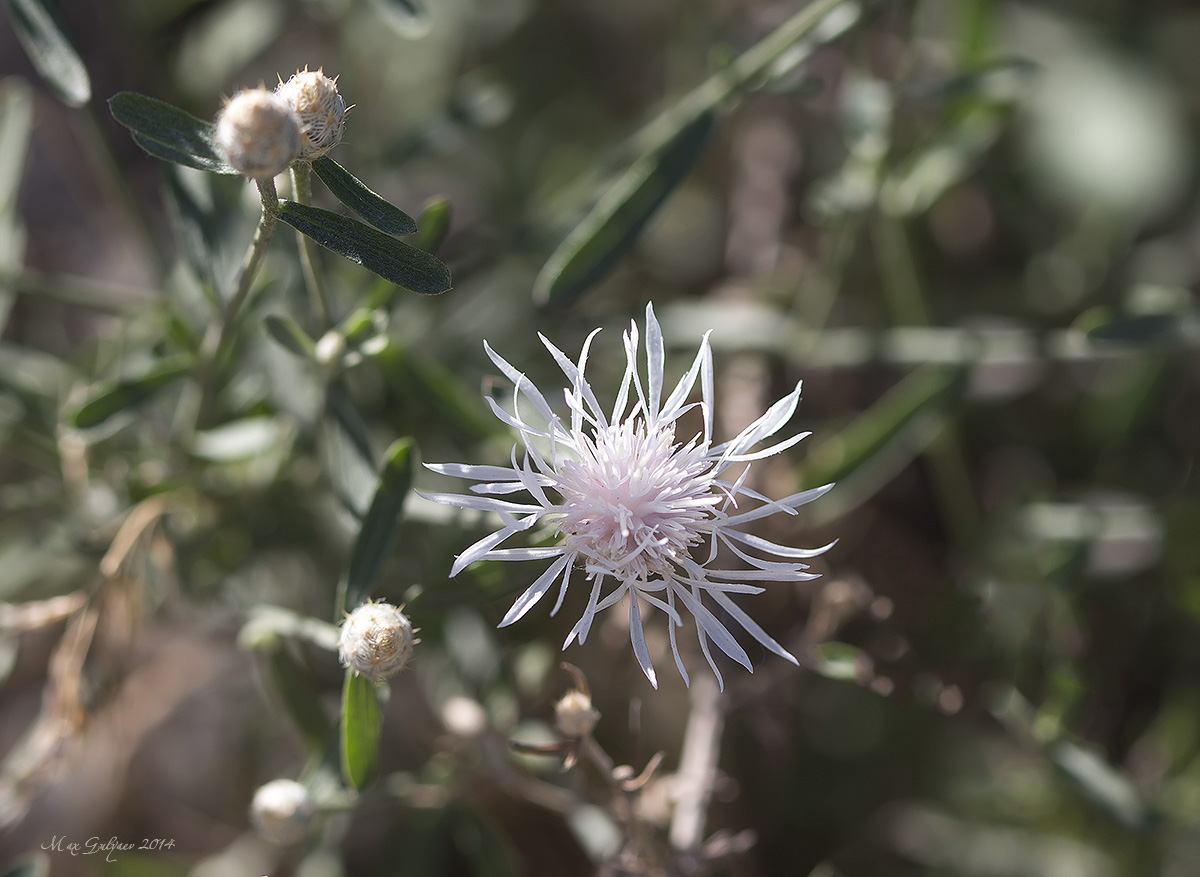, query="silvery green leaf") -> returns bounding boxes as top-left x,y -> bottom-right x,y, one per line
533,111 -> 715,306
275,201 -> 451,293
108,92 -> 236,174
312,157 -> 418,236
